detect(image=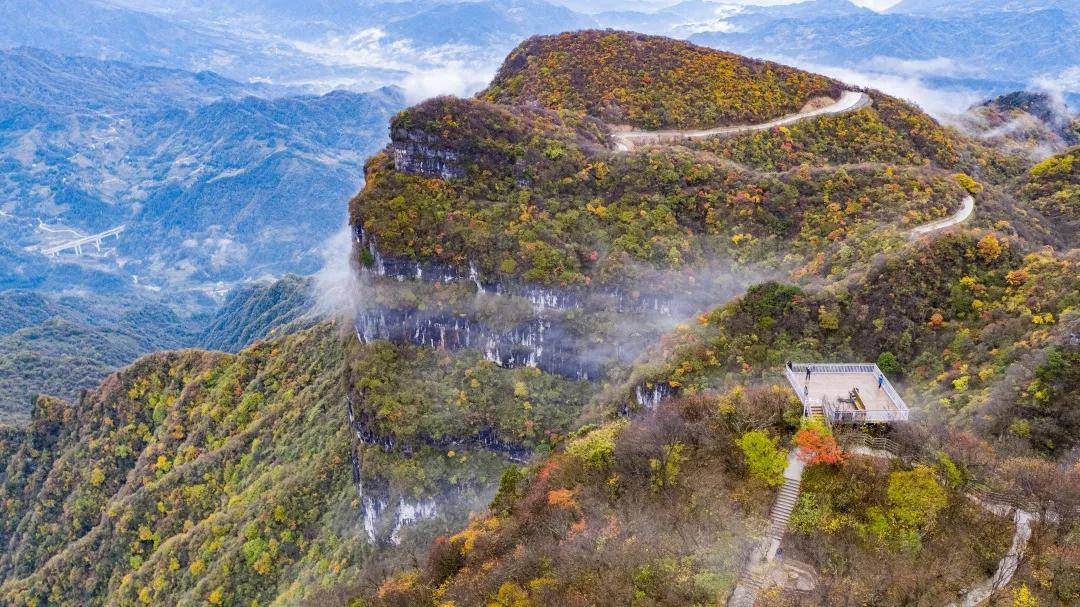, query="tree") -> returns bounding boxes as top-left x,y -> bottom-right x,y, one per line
876,352 -> 900,376
736,431 -> 787,486
1013,584 -> 1038,607
566,421 -> 626,470
886,466 -> 947,530
490,582 -> 534,607
977,234 -> 1003,262
795,422 -> 845,466
953,172 -> 983,194
649,442 -> 687,492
